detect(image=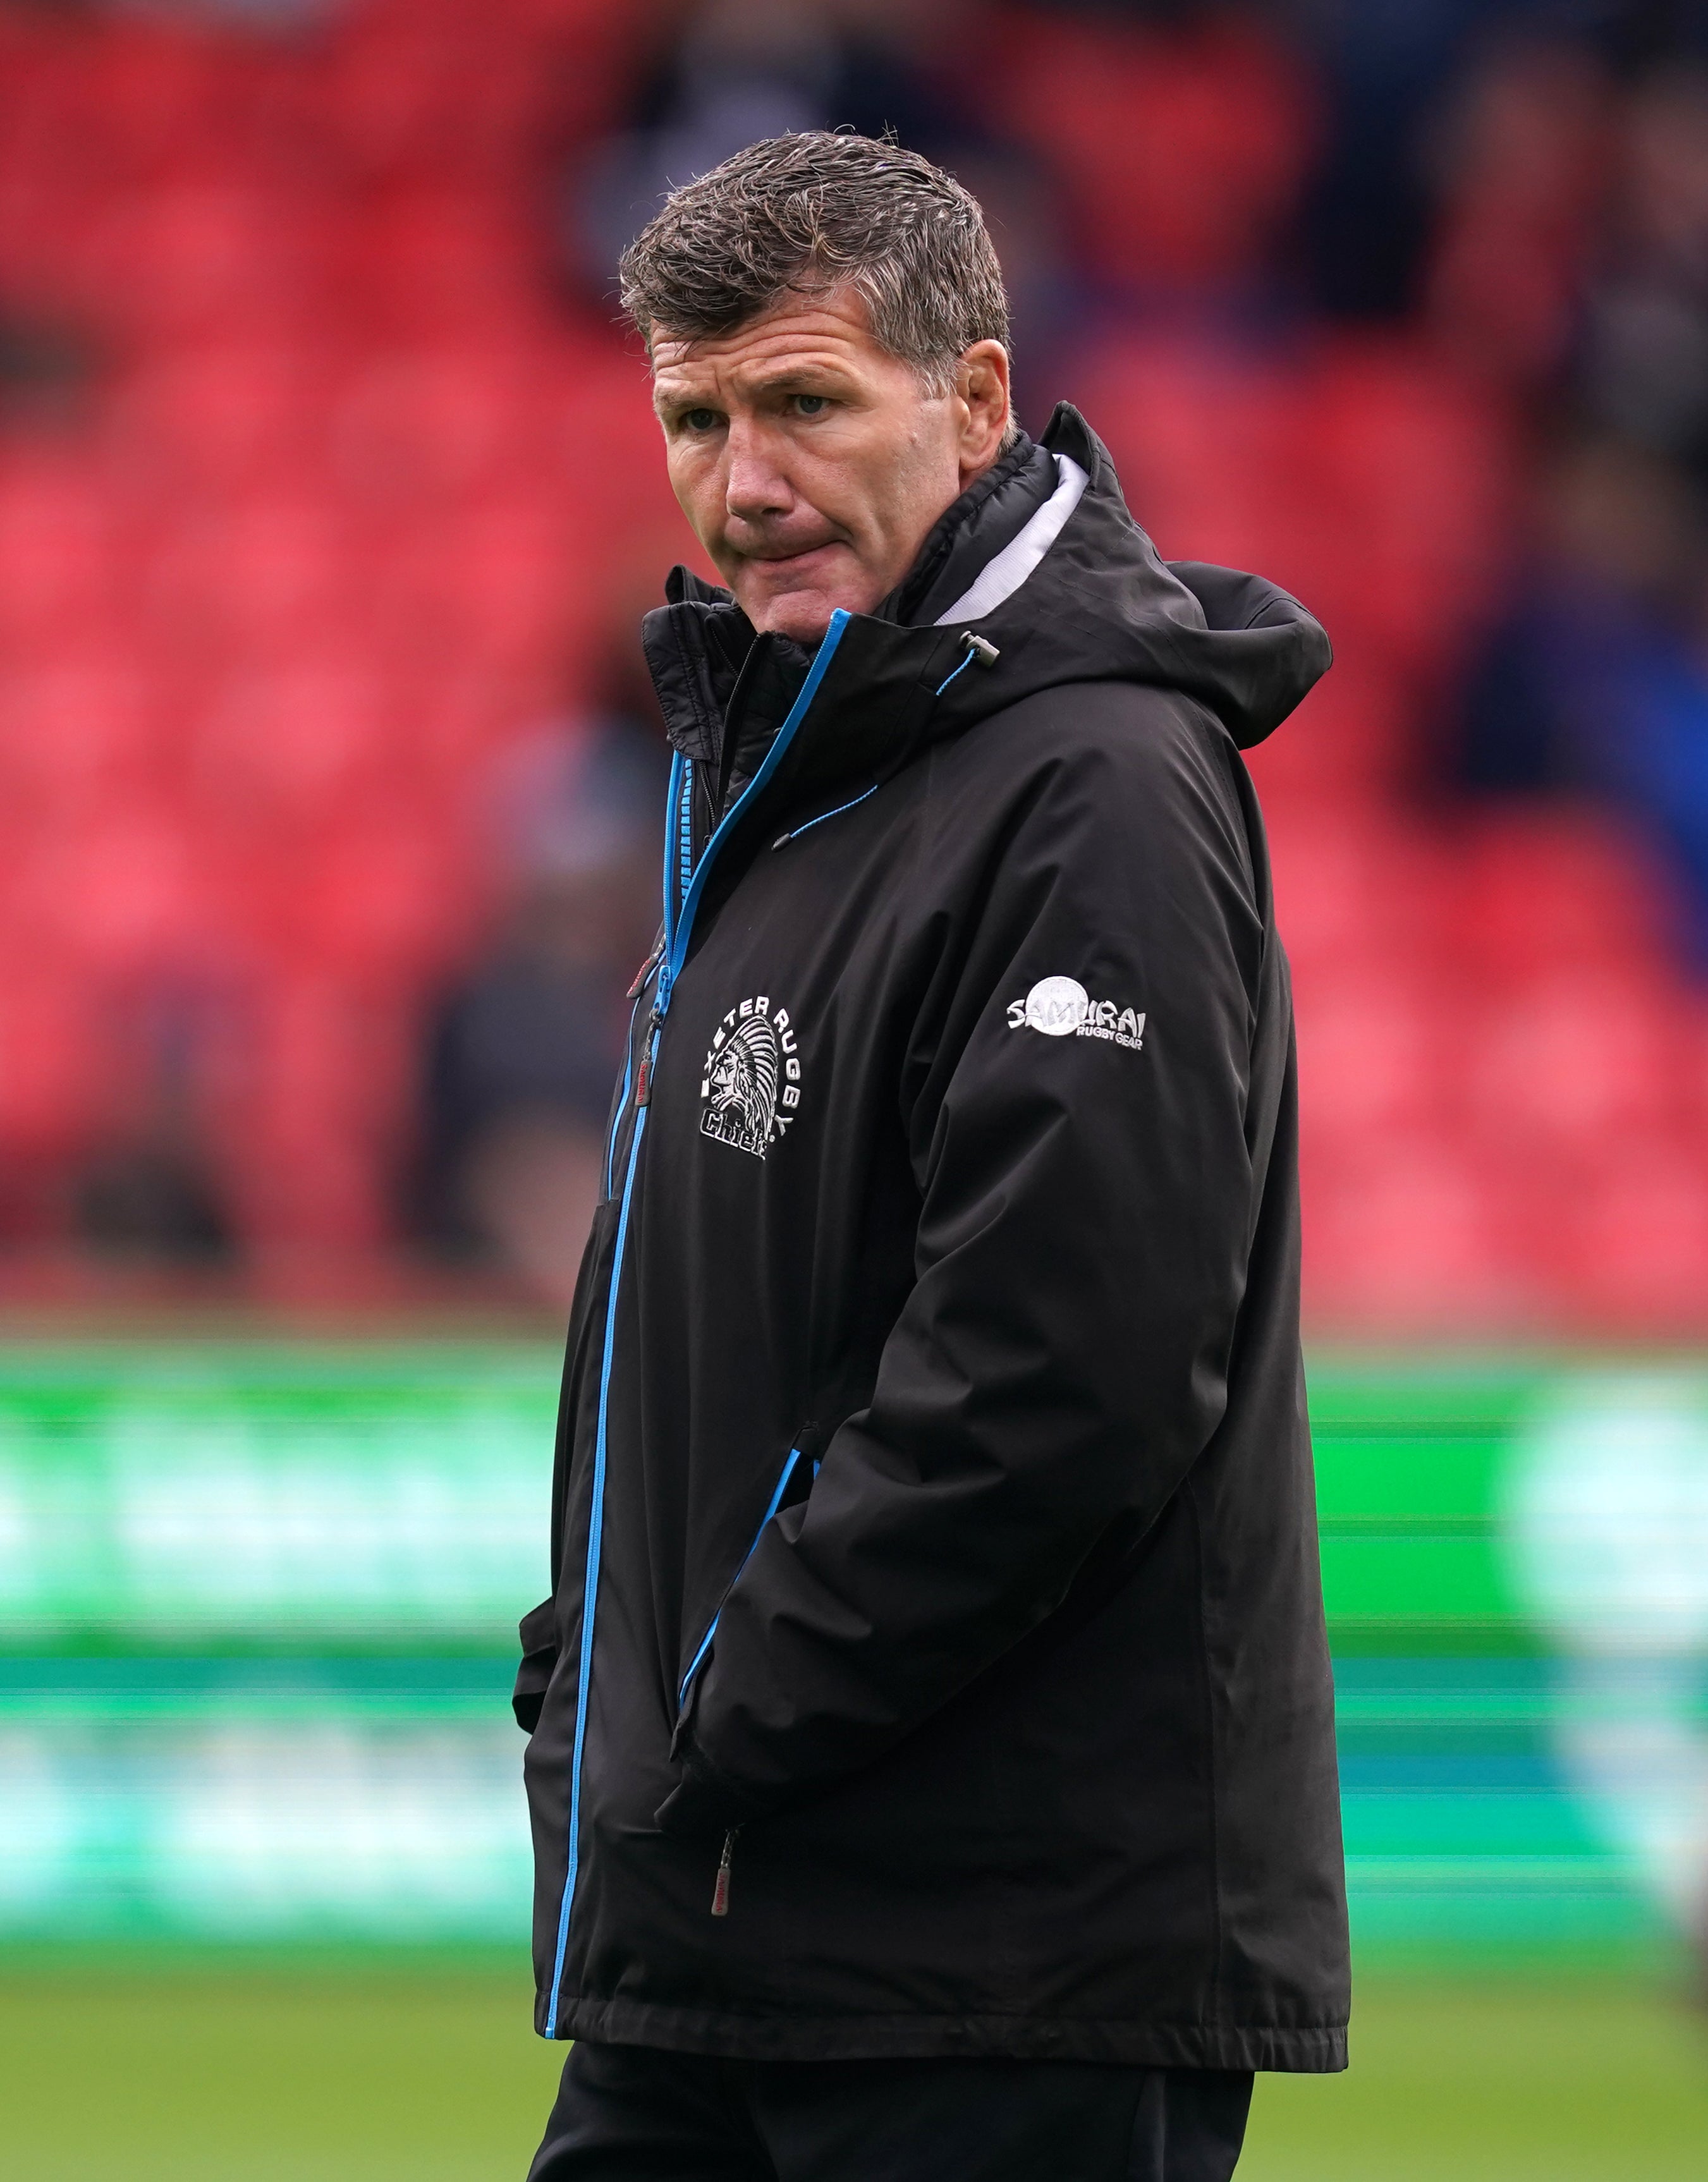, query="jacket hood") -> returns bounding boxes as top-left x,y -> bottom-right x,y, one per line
642,404 -> 1330,812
